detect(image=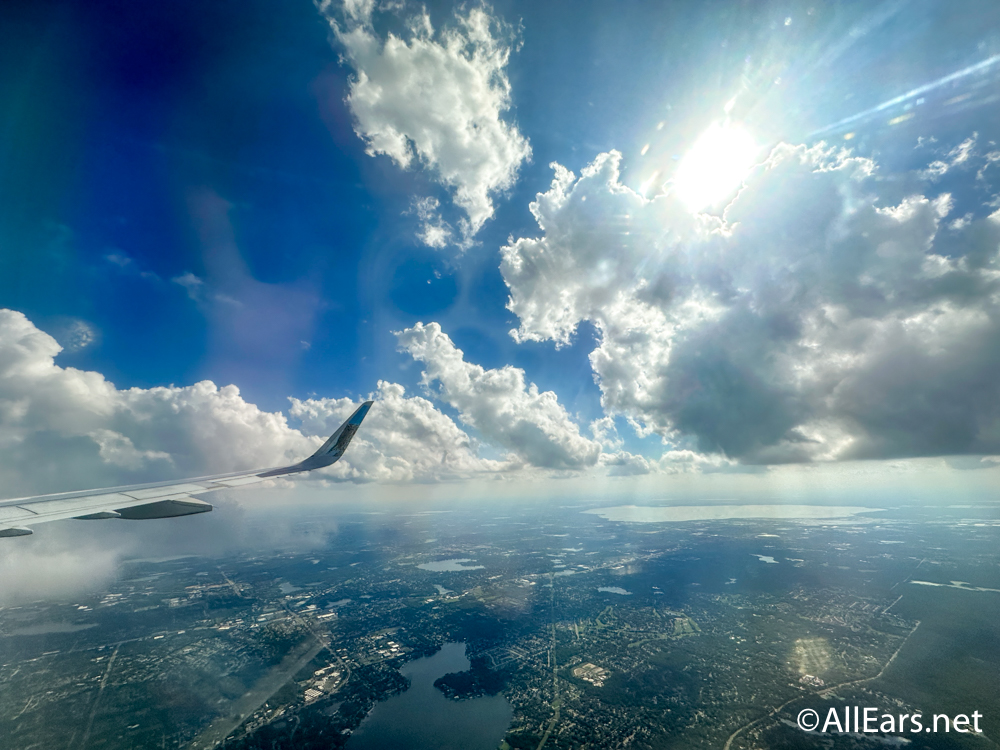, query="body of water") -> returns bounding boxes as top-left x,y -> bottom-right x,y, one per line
598,586 -> 632,595
348,642 -> 511,750
417,558 -> 485,571
584,504 -> 877,523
